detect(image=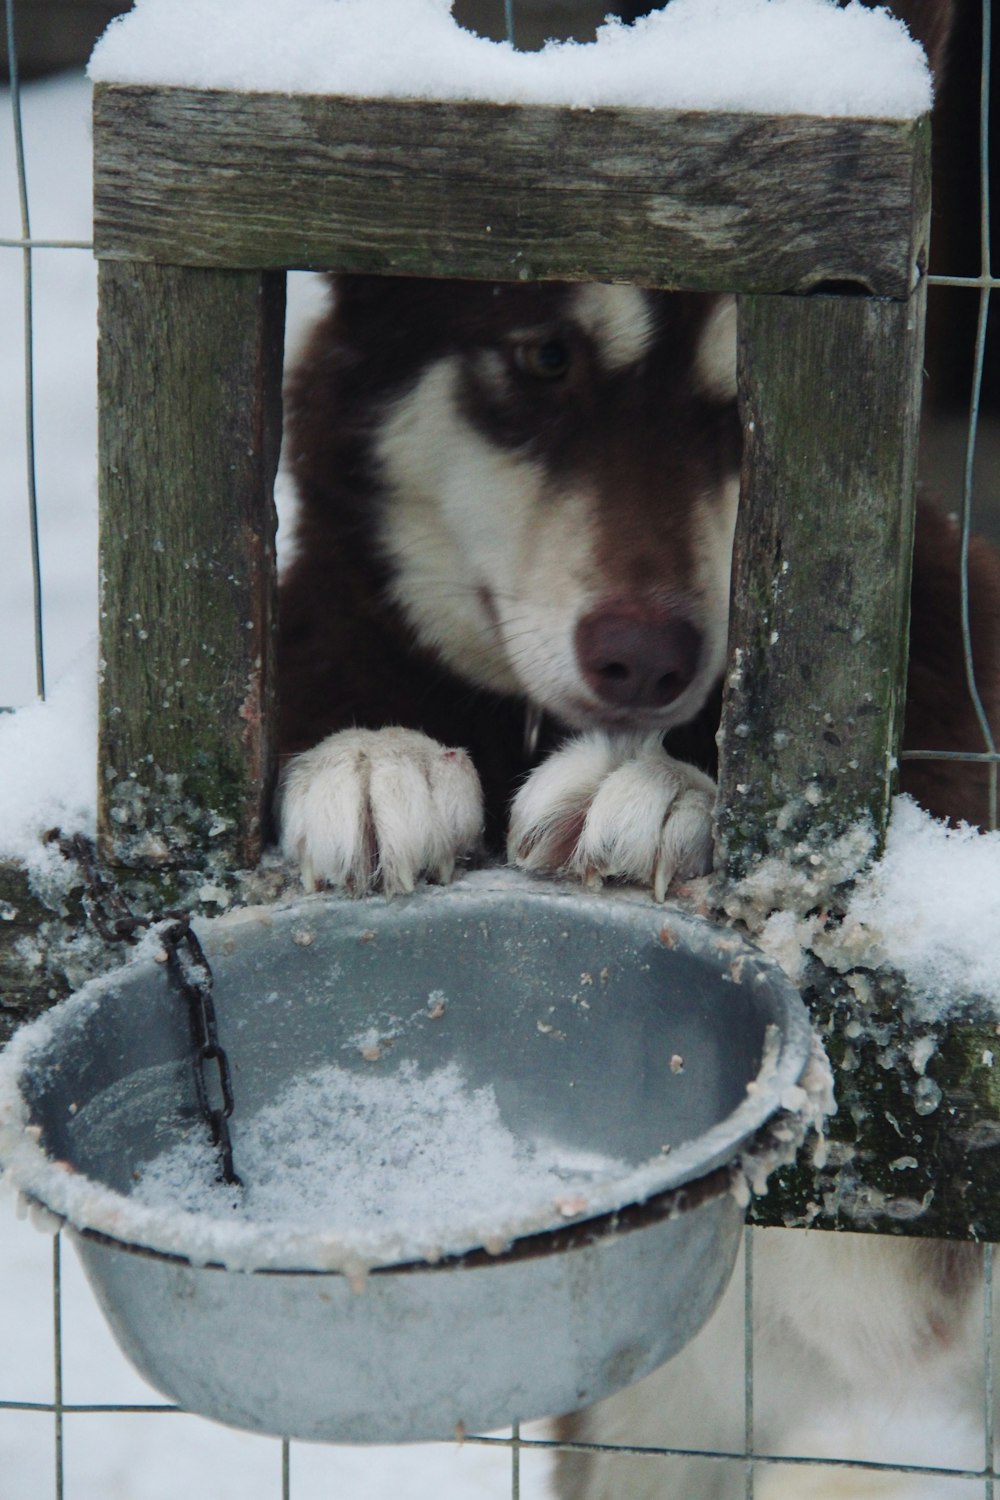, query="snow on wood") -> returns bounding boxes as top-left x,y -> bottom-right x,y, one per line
88,0 -> 933,120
